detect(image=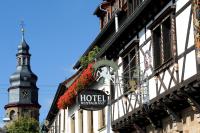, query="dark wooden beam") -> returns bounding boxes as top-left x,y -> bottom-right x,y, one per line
178,90 -> 200,113
142,104 -> 162,129
159,100 -> 183,131
132,123 -> 145,133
